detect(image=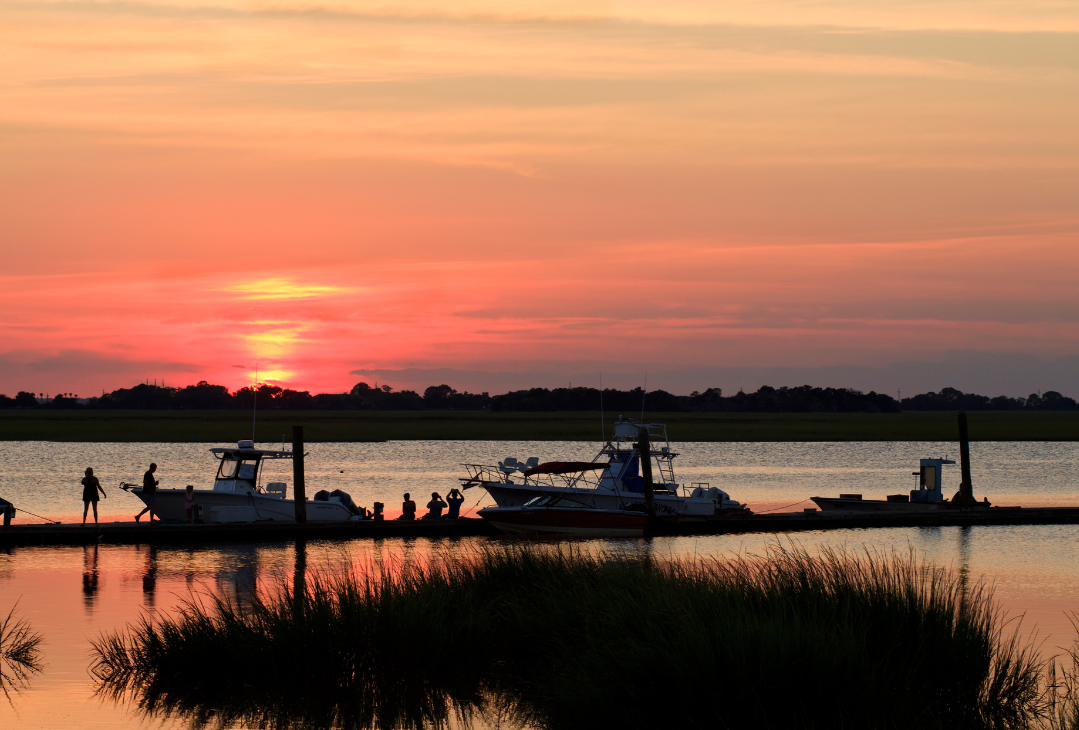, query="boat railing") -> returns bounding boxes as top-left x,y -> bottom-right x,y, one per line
461,464 -> 508,484
461,463 -> 608,490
